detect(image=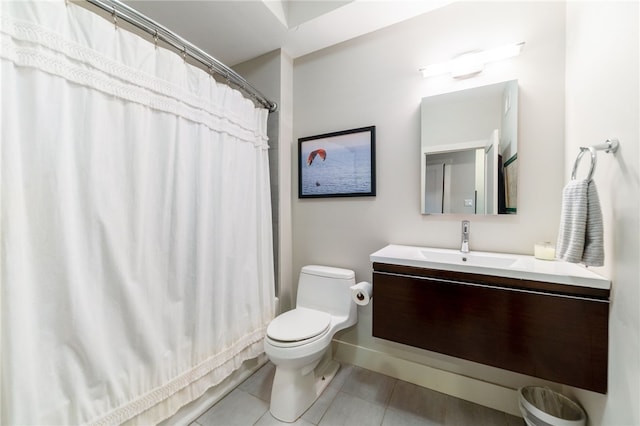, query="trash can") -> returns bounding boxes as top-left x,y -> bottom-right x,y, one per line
518,386 -> 587,426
